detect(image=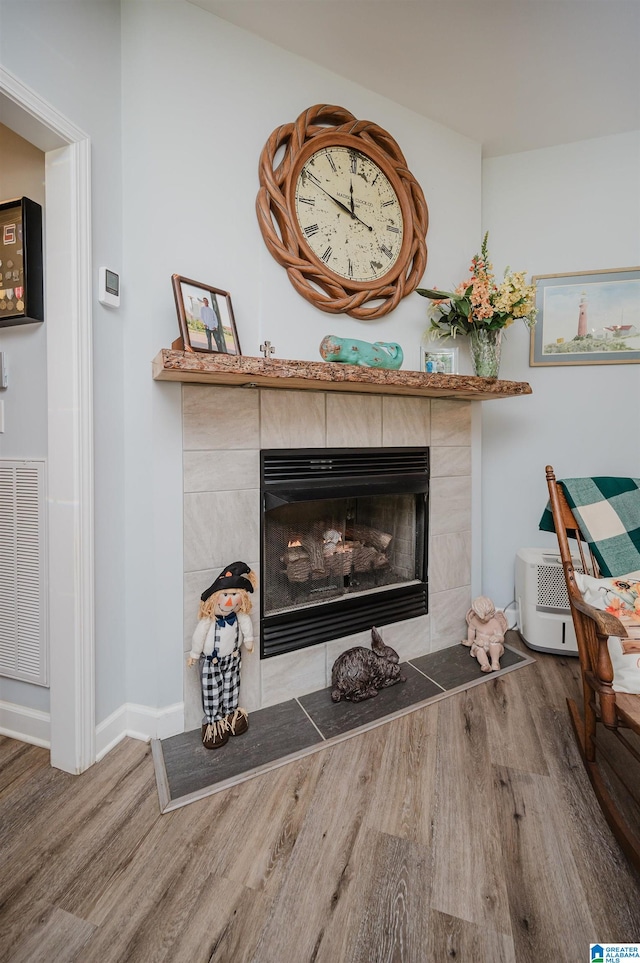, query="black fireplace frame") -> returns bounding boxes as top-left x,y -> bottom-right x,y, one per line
260,447 -> 429,658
